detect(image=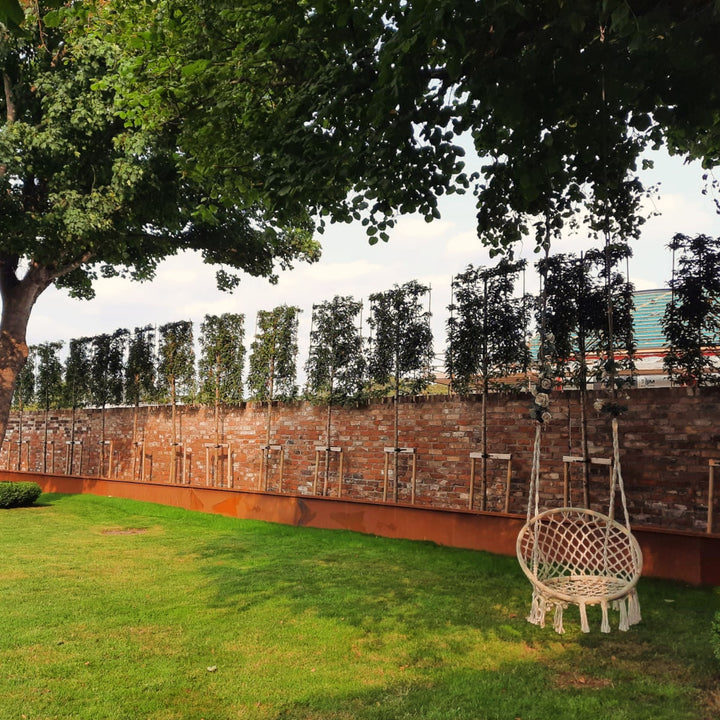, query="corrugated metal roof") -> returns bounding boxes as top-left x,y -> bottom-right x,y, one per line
632,288 -> 672,352
530,288 -> 673,357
